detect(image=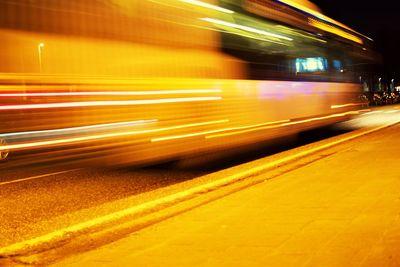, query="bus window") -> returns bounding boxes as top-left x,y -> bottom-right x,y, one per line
332,59 -> 343,72
295,57 -> 328,73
